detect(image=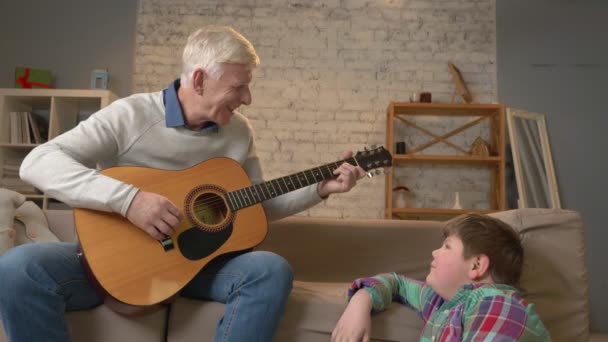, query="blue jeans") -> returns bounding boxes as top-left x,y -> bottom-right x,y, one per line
0,242 -> 293,342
